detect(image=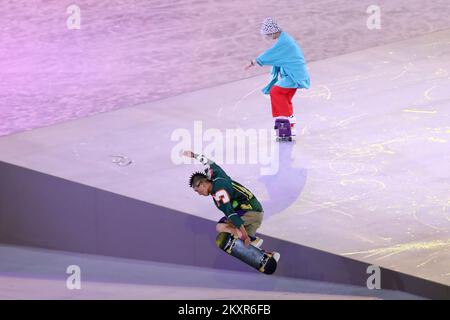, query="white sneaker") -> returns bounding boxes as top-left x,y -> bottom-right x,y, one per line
289,115 -> 297,125
272,252 -> 281,263
251,237 -> 264,248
